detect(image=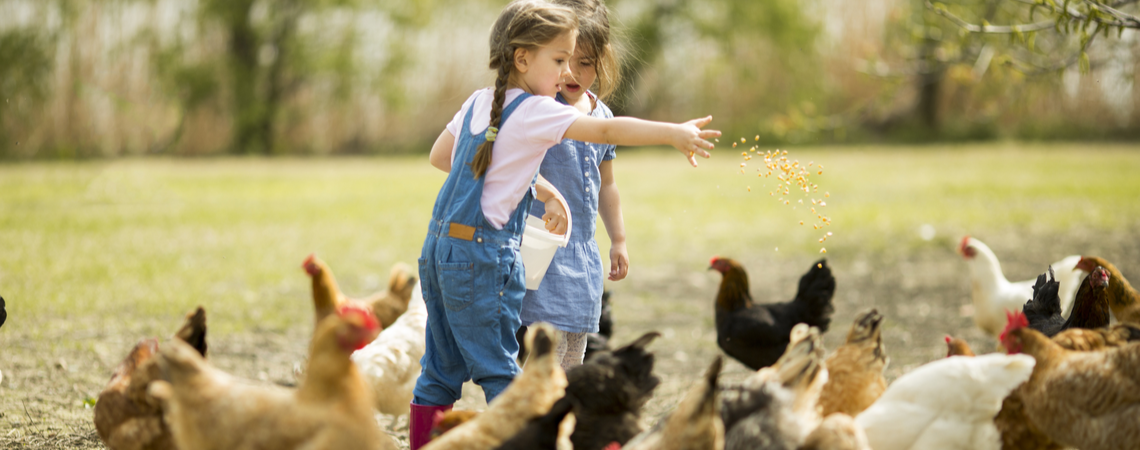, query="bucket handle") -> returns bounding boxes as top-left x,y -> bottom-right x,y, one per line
535,177 -> 572,247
